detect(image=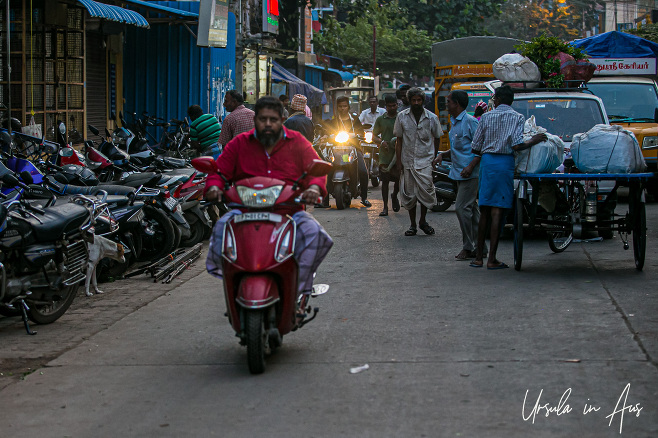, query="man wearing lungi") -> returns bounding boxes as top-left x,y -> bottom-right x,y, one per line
394,87 -> 443,236
469,85 -> 547,269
